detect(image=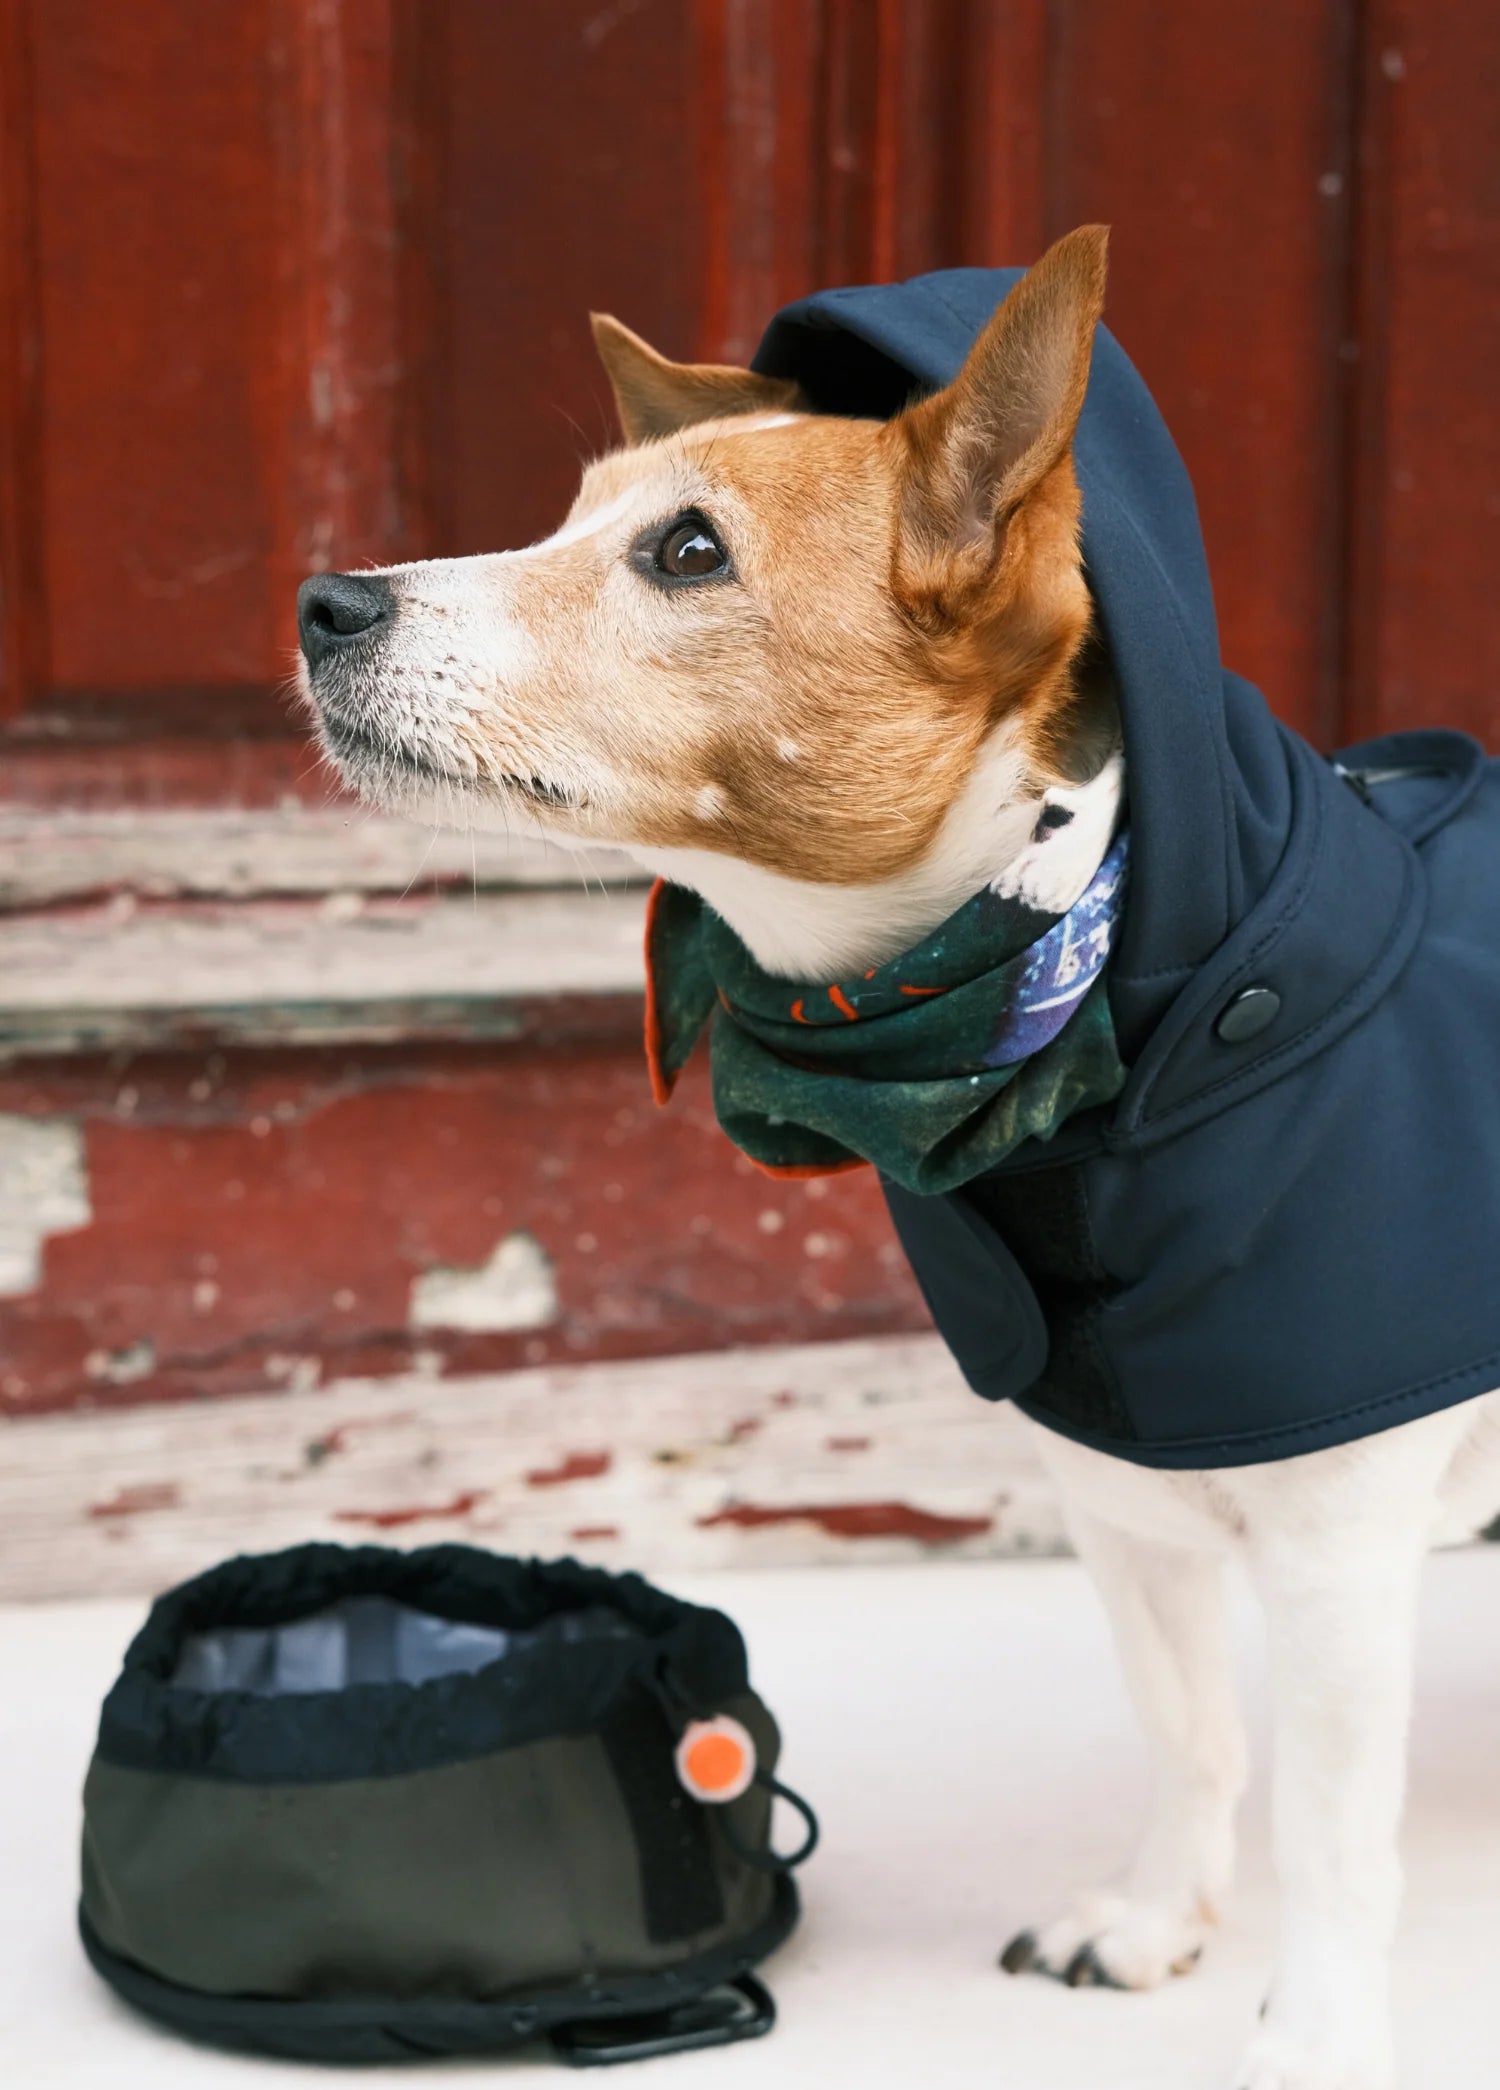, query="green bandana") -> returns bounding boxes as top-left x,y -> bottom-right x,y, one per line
645,835 -> 1129,1195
